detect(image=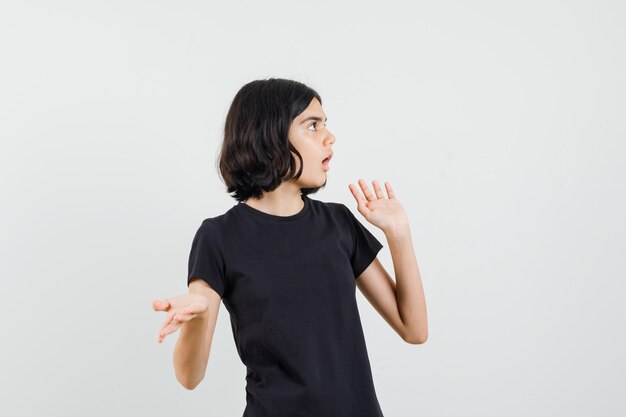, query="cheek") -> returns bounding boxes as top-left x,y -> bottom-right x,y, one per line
289,135 -> 319,171
303,152 -> 320,171
291,144 -> 314,163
